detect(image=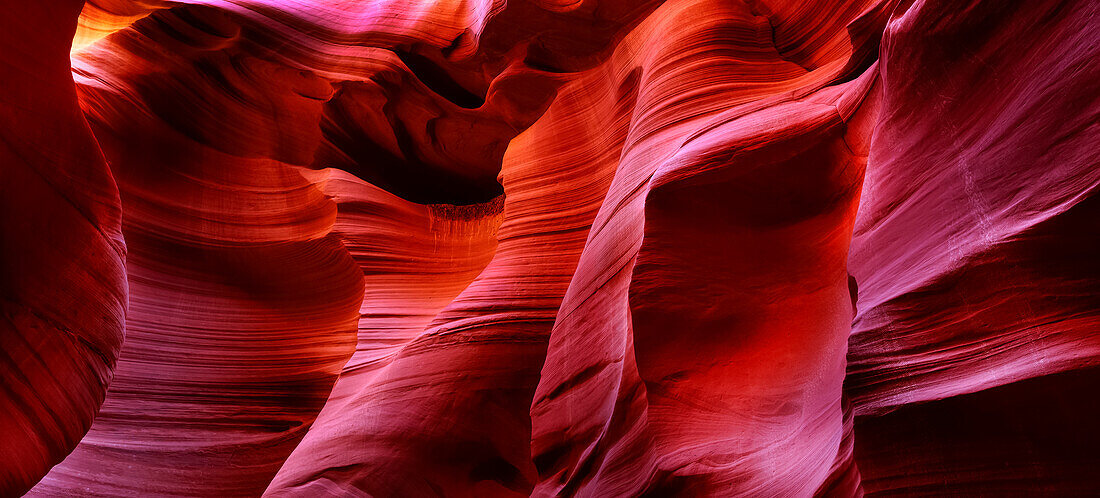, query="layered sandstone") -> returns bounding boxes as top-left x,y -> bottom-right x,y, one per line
1,0 -> 1097,496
